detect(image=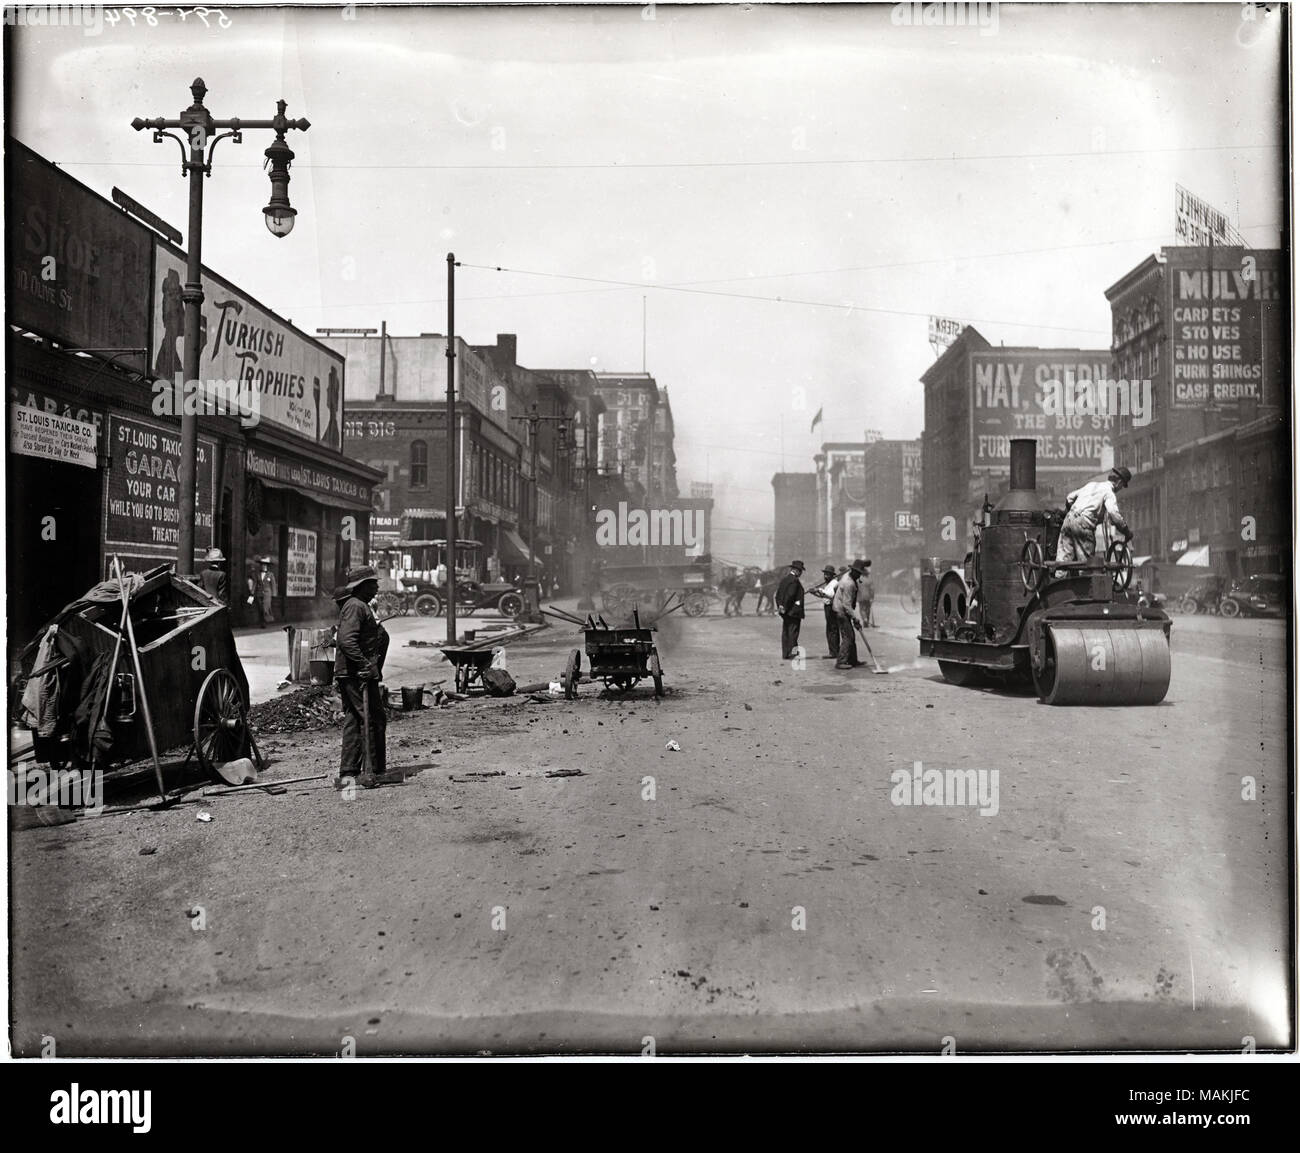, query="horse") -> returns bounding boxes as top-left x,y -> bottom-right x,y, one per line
753,568 -> 783,615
